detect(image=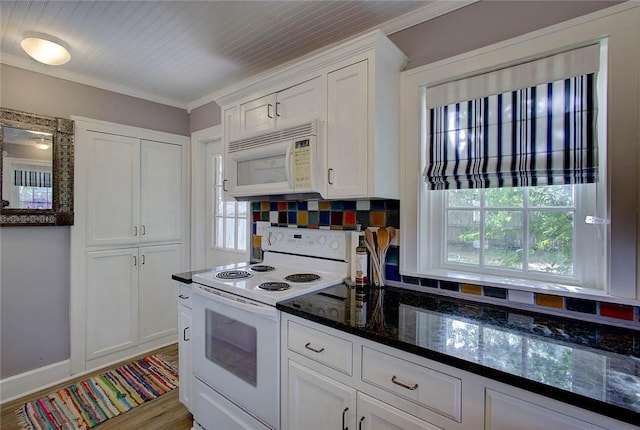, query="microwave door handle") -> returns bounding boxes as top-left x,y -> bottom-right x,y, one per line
285,142 -> 294,189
